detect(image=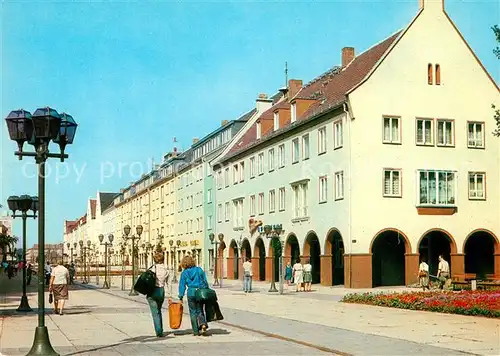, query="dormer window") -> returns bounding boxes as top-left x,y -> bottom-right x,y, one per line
256,121 -> 262,139
291,103 -> 297,123
273,112 -> 279,131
